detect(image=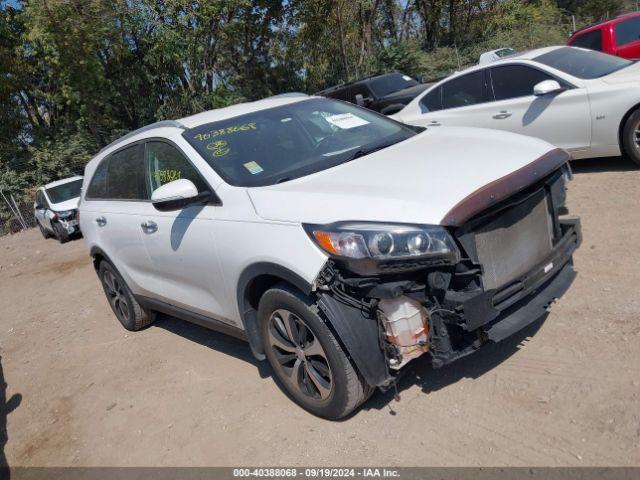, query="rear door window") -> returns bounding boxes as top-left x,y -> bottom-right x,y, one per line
570,29 -> 603,51
490,65 -> 555,100
616,17 -> 640,46
106,144 -> 147,200
441,71 -> 488,110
